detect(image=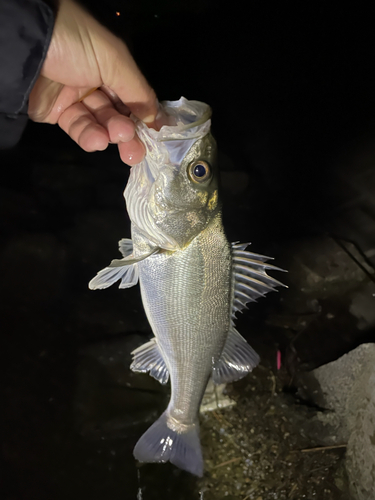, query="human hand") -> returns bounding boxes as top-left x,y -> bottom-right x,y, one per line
28,0 -> 158,165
